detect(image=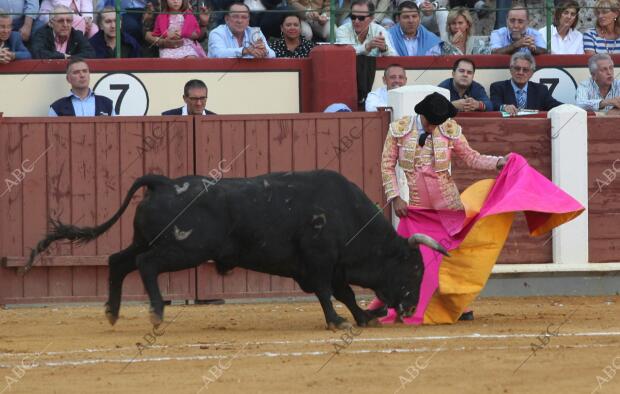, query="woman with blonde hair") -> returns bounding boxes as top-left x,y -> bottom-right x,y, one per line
538,0 -> 583,54
426,7 -> 489,55
584,0 -> 620,54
